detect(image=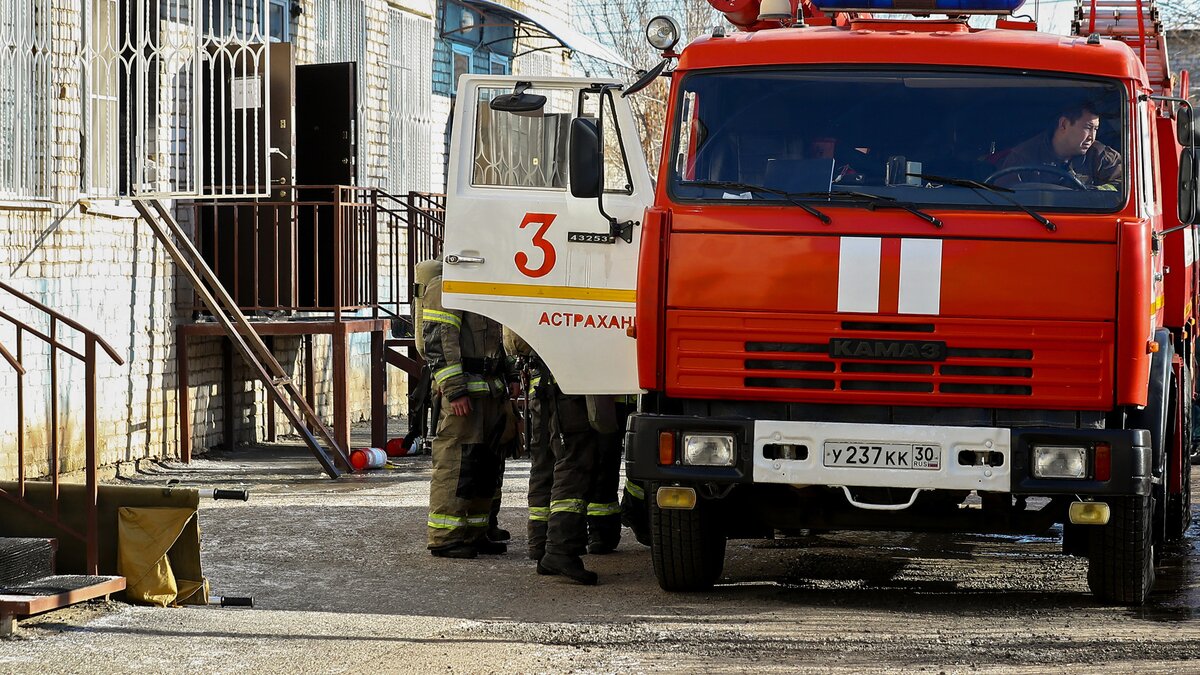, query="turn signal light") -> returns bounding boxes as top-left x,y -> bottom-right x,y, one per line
1069,501 -> 1111,525
1094,443 -> 1111,481
658,431 -> 676,465
656,486 -> 697,510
